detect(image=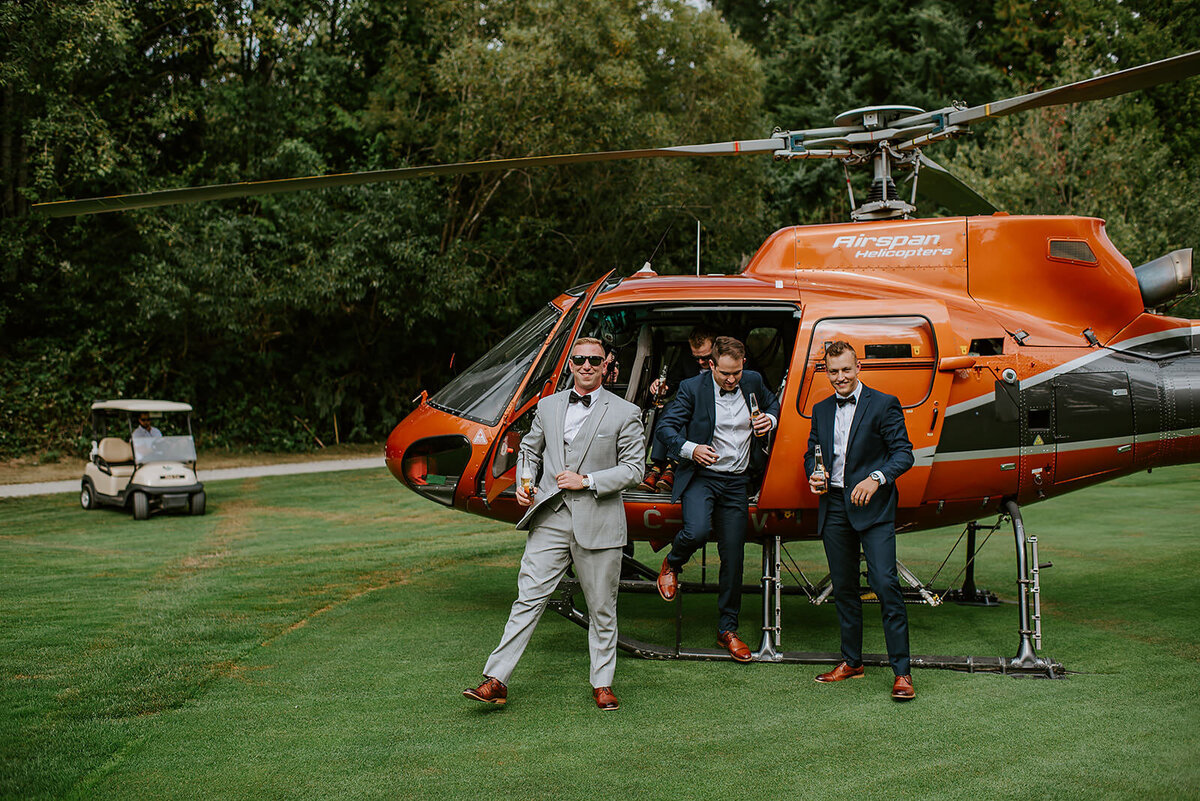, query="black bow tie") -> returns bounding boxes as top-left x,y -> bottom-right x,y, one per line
719,387 -> 739,397
569,392 -> 592,407
835,394 -> 856,407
